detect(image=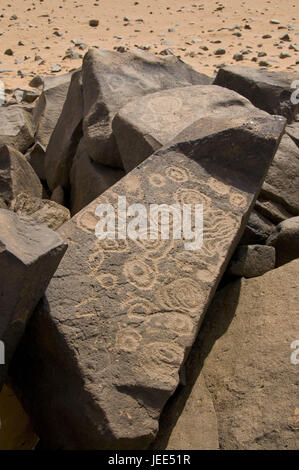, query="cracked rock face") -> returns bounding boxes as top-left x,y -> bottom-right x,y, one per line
10,101 -> 284,449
